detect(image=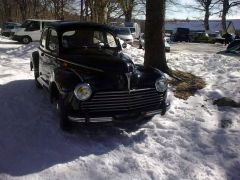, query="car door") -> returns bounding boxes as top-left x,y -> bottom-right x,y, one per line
43,29 -> 59,86
38,28 -> 49,87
